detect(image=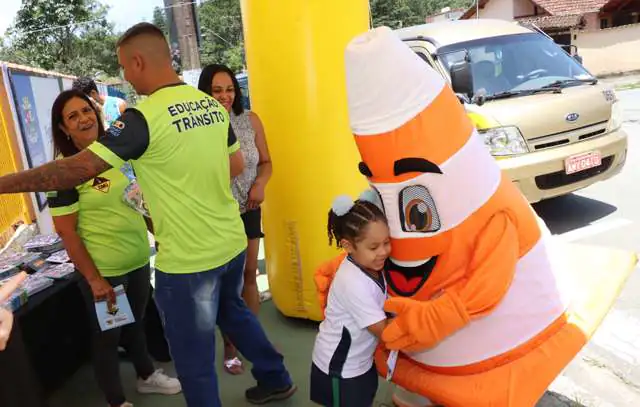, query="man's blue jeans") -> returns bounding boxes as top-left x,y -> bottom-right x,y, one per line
155,250 -> 292,407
